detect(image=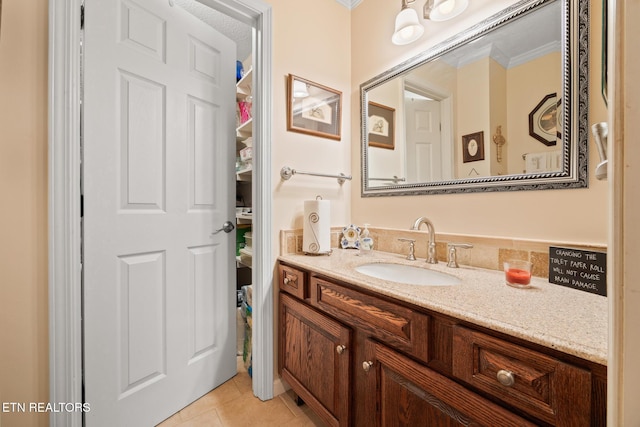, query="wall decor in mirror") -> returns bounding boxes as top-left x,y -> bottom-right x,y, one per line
368,102 -> 396,149
287,74 -> 342,141
360,0 -> 588,196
